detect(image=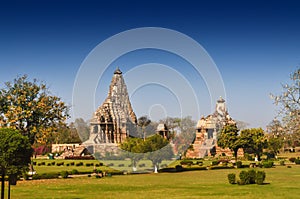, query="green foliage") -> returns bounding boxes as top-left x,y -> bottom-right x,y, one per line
32,172 -> 59,180
175,165 -> 183,172
295,158 -> 300,164
137,116 -> 151,140
289,157 -> 296,162
236,161 -> 242,168
0,75 -> 69,145
60,171 -> 69,178
280,160 -> 285,166
0,128 -> 33,197
211,160 -> 219,166
262,161 -> 274,168
231,170 -> 267,185
180,160 -> 193,165
217,124 -> 241,161
248,169 -> 256,184
240,128 -> 267,160
227,173 -> 236,184
121,134 -> 174,171
71,169 -> 79,175
256,171 -> 266,185
238,171 -> 250,185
